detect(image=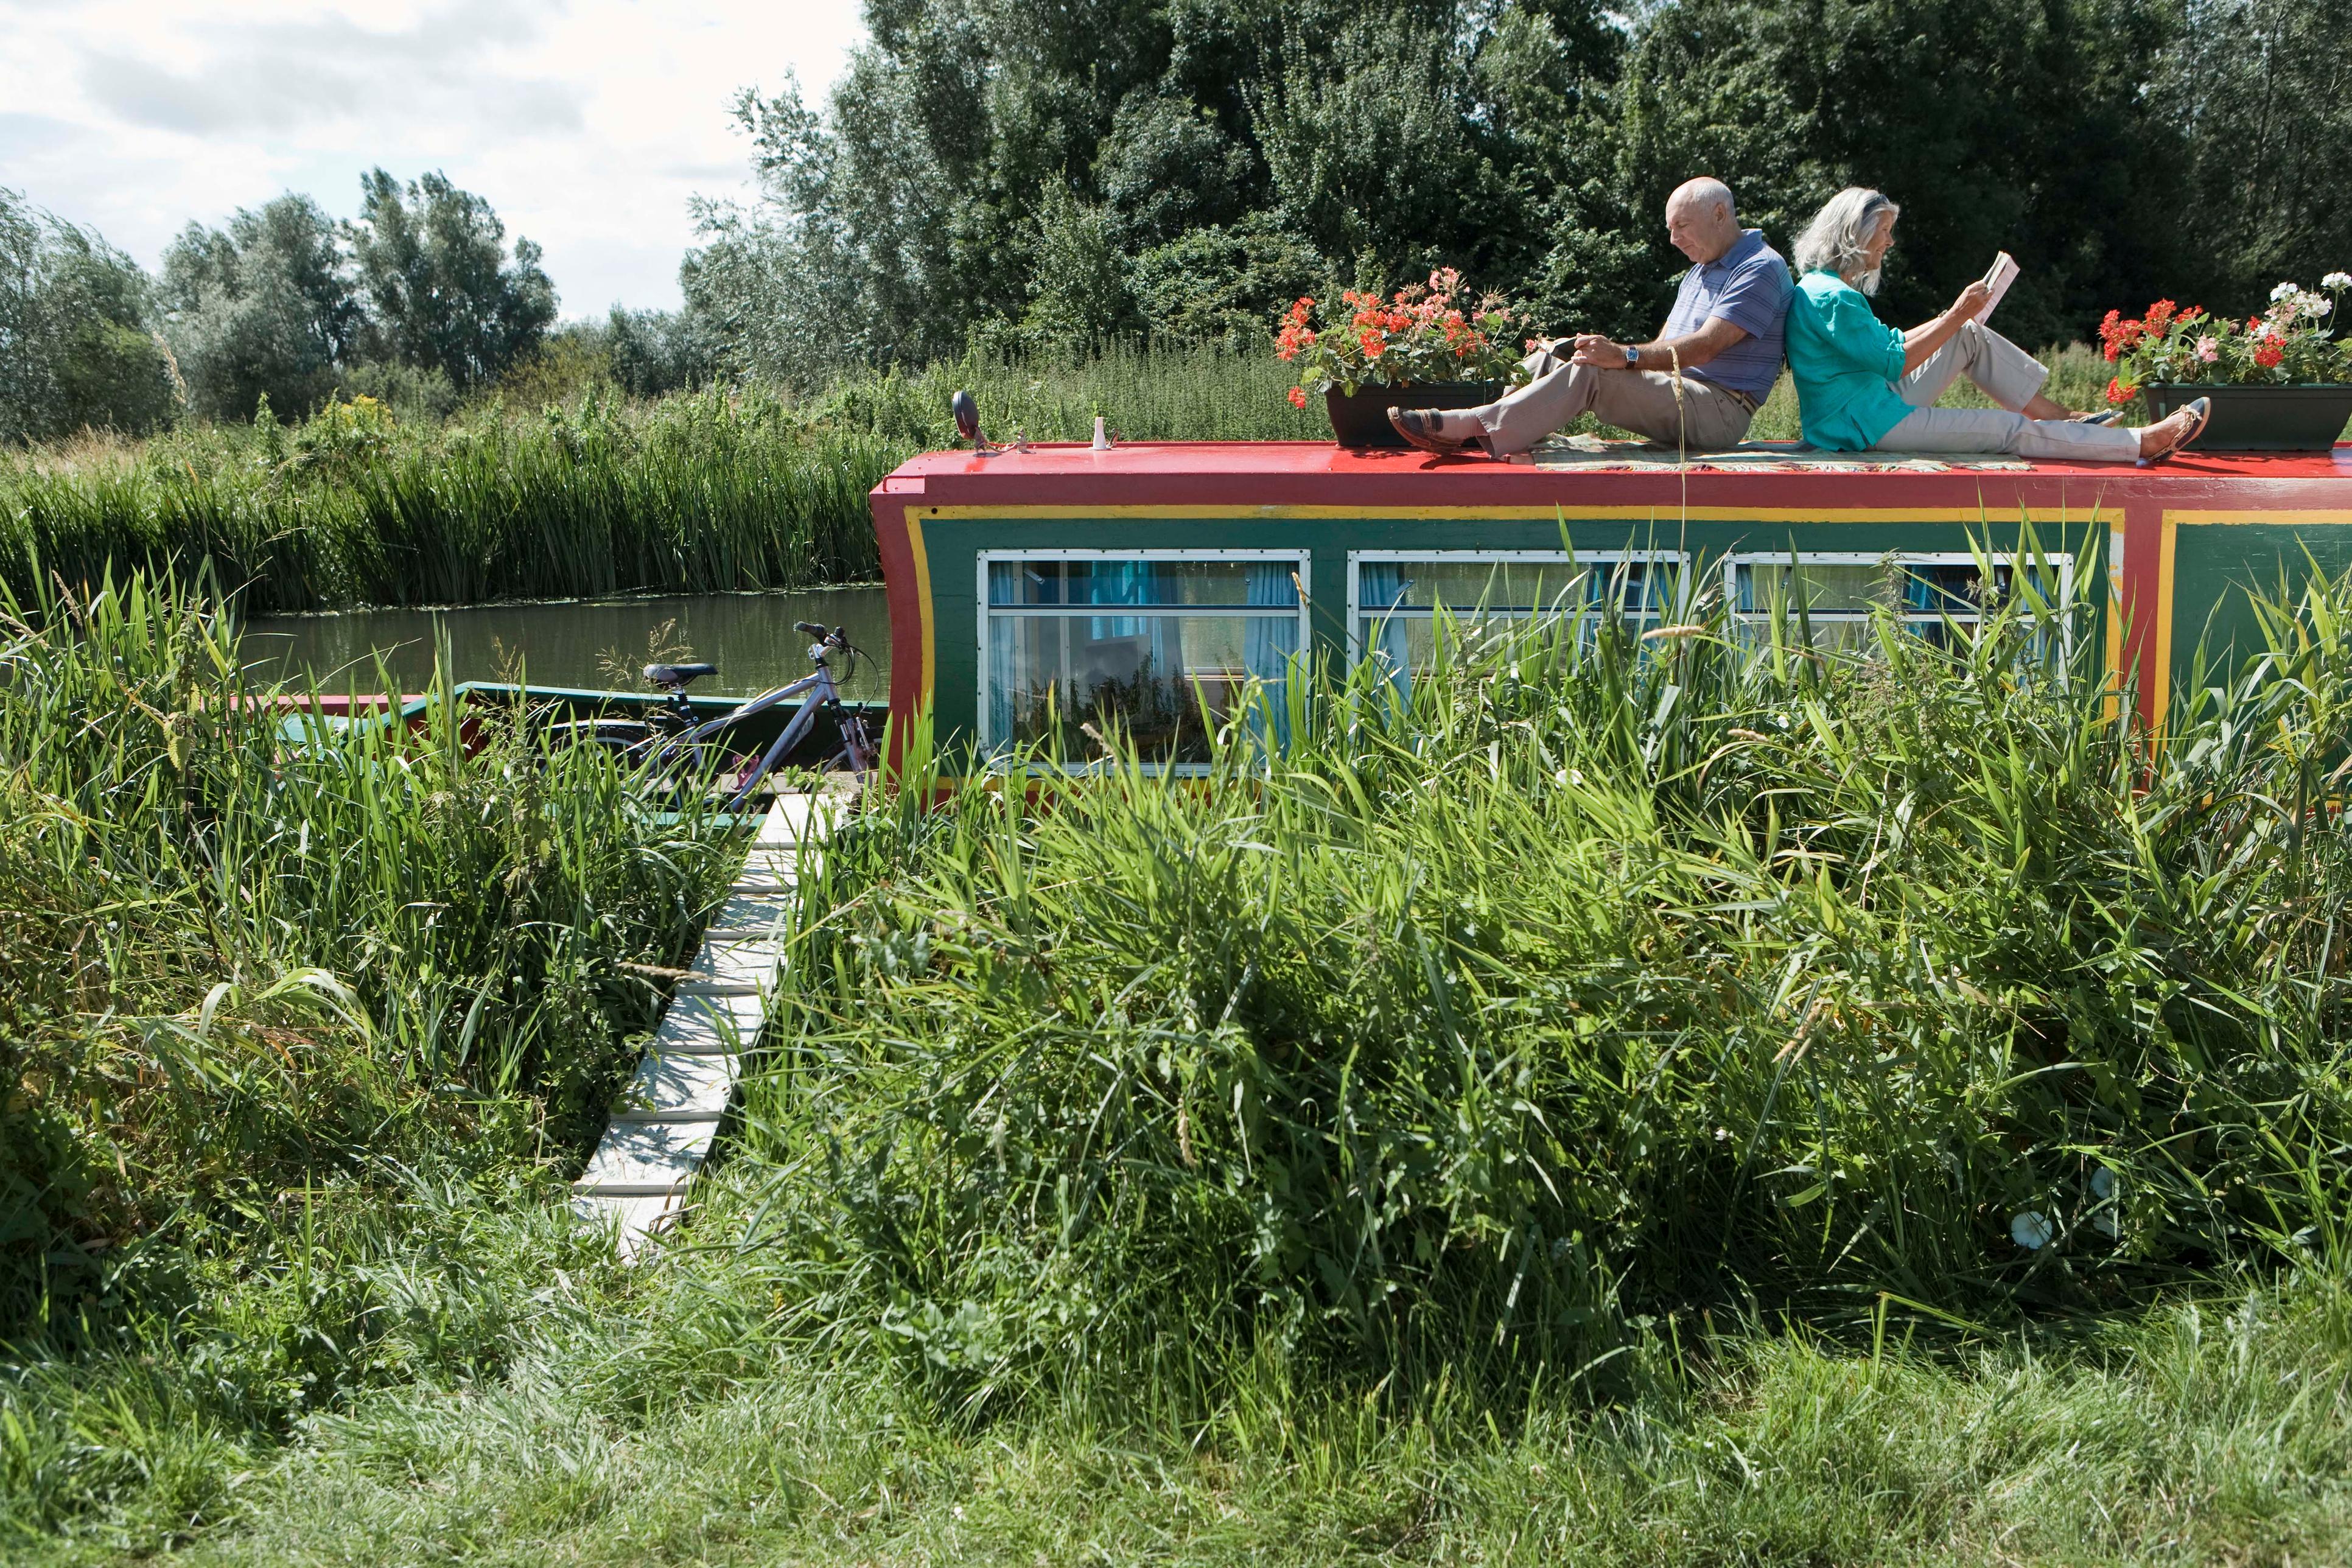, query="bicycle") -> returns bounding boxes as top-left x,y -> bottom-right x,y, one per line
556,621 -> 875,810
